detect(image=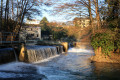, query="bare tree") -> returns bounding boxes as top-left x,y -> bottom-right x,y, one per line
0,0 -> 3,31
11,0 -> 14,19
93,0 -> 101,29
4,0 -> 9,31
53,0 -> 95,32
88,0 -> 94,33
